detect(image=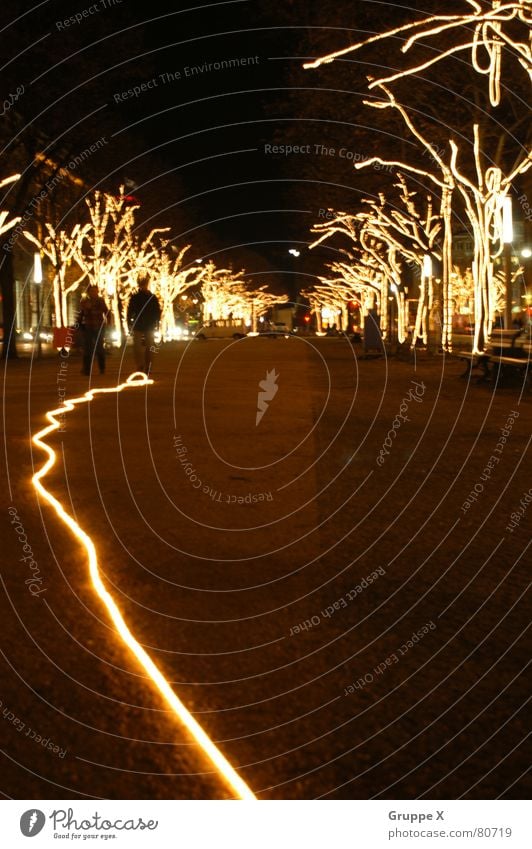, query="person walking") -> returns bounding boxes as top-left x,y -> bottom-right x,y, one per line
76,284 -> 109,375
127,276 -> 161,375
